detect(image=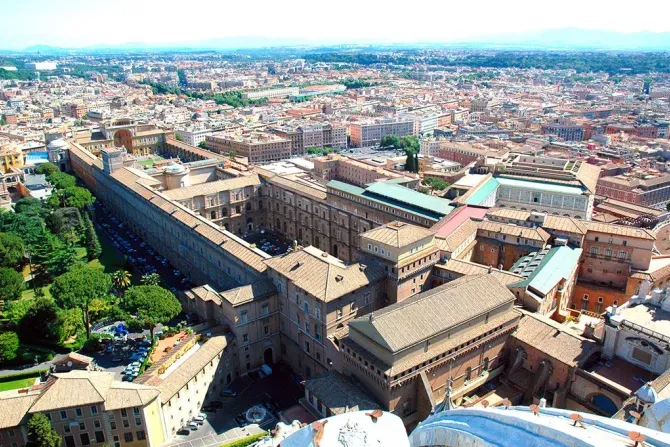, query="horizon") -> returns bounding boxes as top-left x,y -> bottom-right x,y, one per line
2,0 -> 670,51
